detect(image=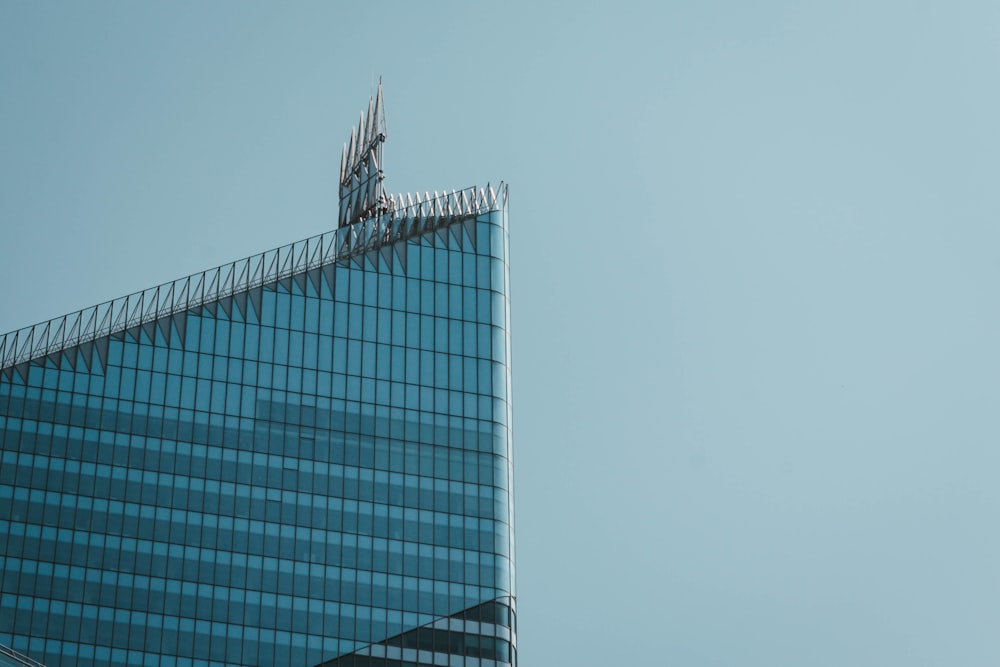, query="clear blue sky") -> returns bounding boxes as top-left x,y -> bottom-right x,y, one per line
2,2 -> 999,665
